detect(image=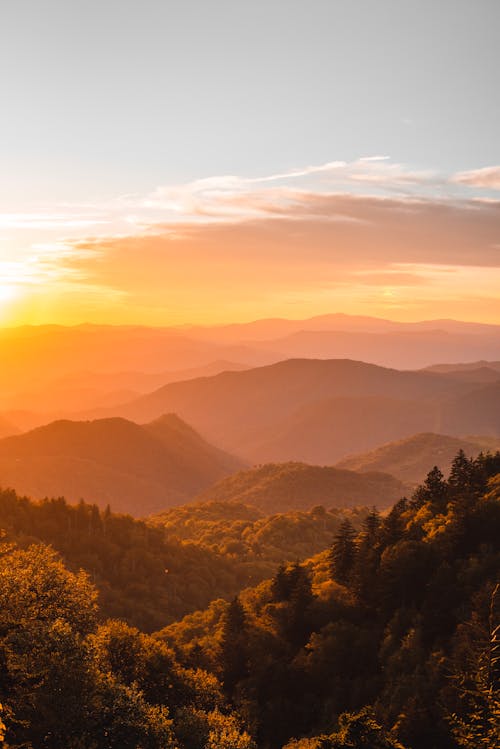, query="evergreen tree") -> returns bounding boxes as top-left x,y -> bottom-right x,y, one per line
411,466 -> 447,511
351,508 -> 381,603
219,597 -> 248,696
329,518 -> 357,586
286,563 -> 314,649
448,449 -> 476,512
